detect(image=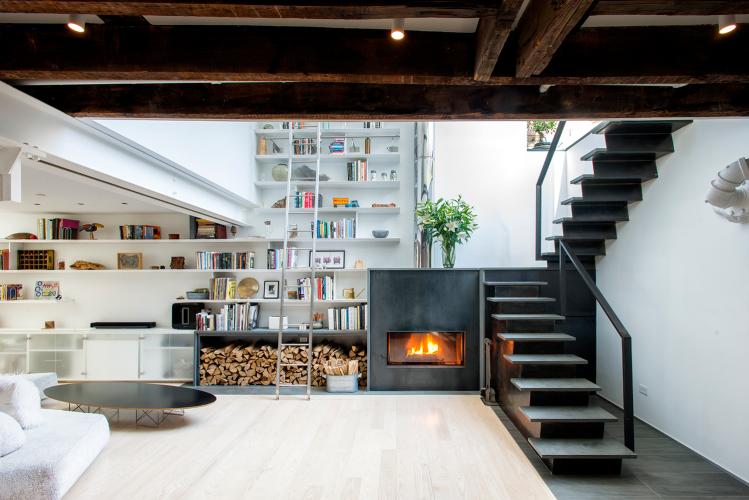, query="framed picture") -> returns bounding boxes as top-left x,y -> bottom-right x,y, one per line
117,252 -> 143,270
309,250 -> 345,269
263,280 -> 280,299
